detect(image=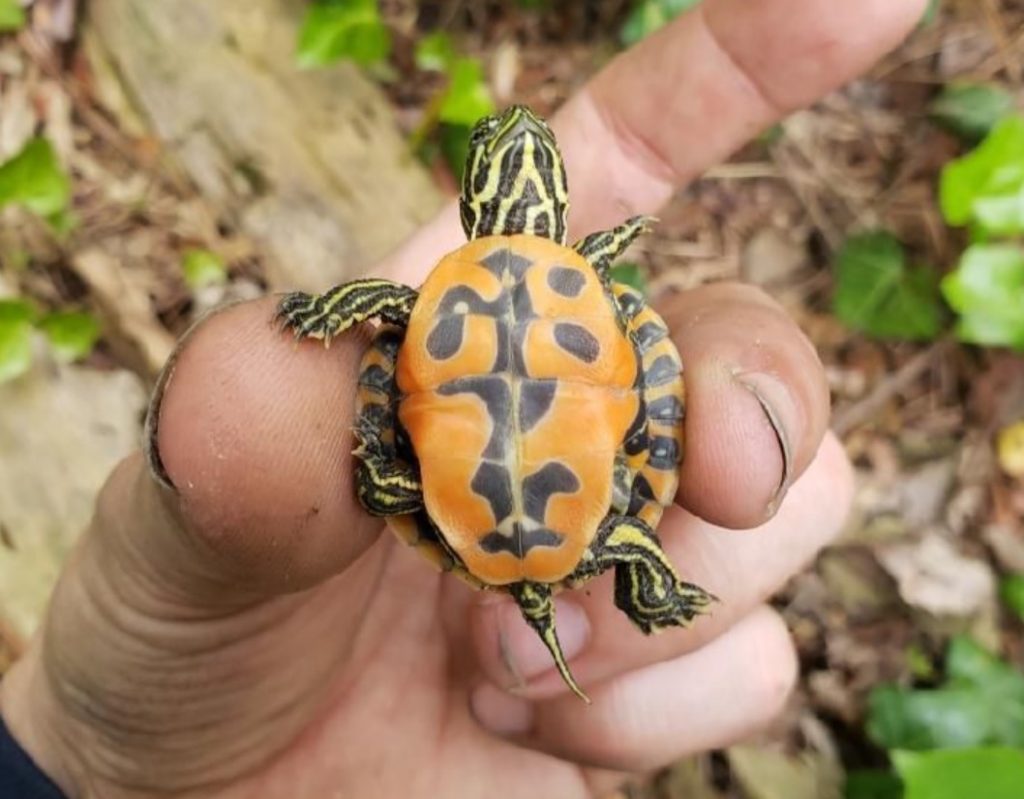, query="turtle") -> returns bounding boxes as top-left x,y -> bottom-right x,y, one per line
276,104 -> 713,701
